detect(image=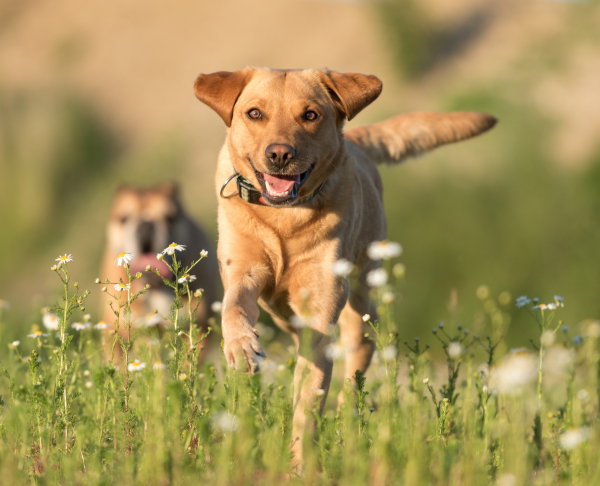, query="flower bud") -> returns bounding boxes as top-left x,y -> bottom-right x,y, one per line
136,272 -> 142,279
95,278 -> 100,284
362,314 -> 370,322
157,253 -> 164,261
423,377 -> 429,384
145,265 -> 151,272
101,287 -> 107,292
200,250 -> 208,258
80,306 -> 86,312
74,282 -> 79,287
